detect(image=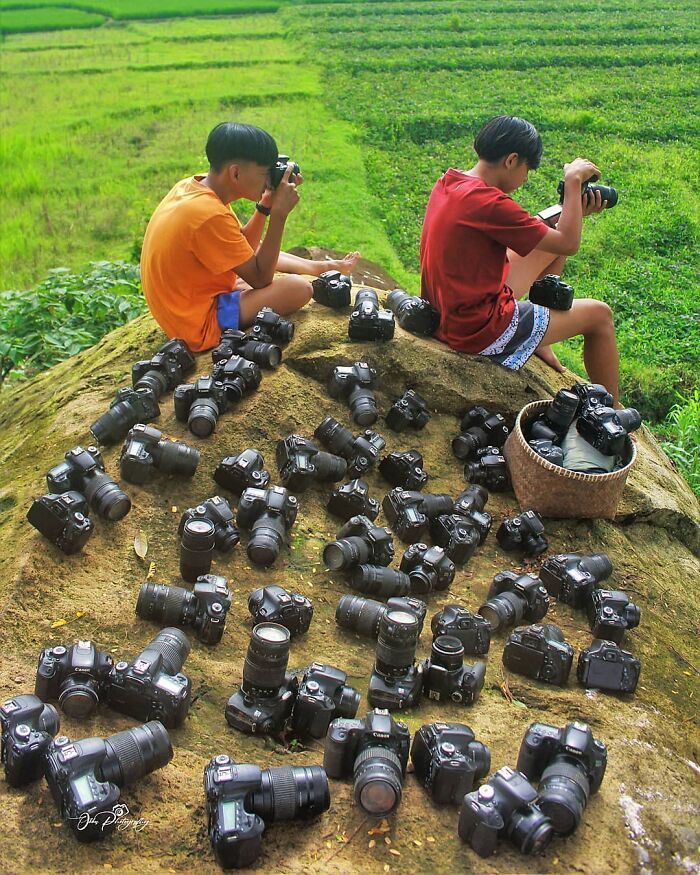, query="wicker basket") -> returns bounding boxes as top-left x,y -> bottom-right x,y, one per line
503,400 -> 637,519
